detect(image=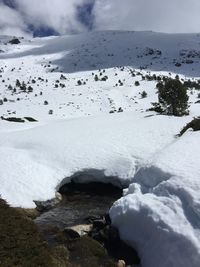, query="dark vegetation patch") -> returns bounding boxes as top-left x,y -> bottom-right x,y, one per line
8,38 -> 21,45
1,116 -> 37,123
24,117 -> 38,122
150,78 -> 189,116
179,117 -> 200,136
54,229 -> 116,267
0,198 -> 70,267
1,116 -> 25,123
